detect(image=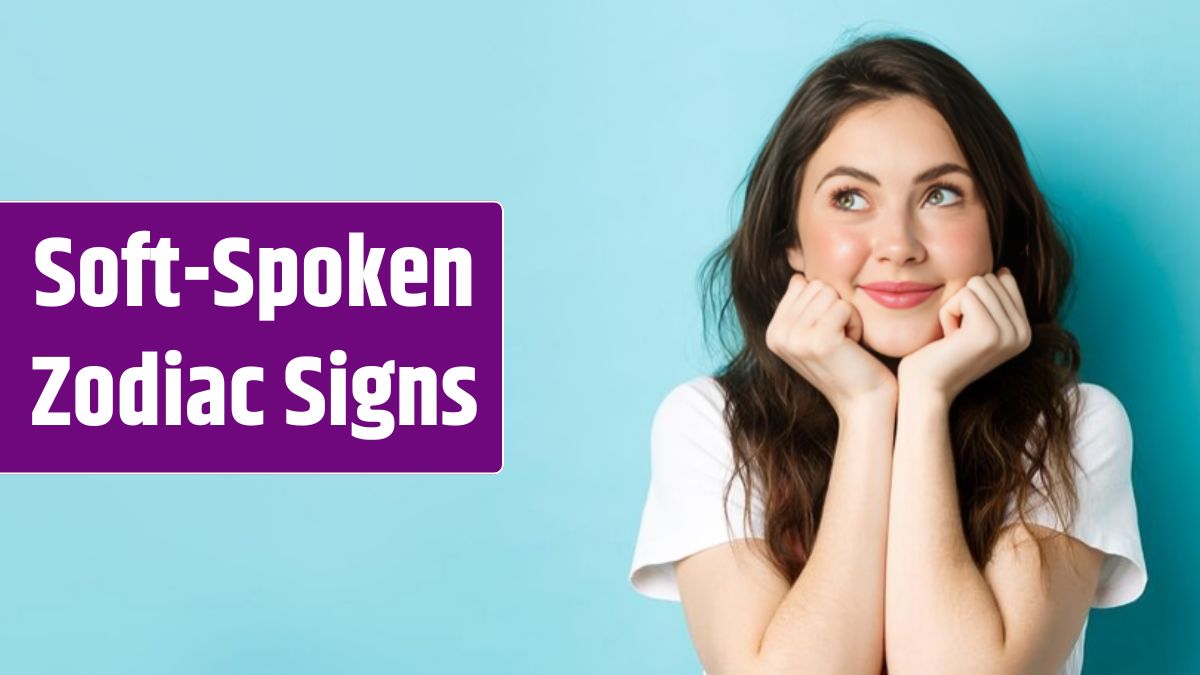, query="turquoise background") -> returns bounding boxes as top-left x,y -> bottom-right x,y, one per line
2,1 -> 1197,673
